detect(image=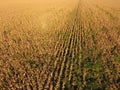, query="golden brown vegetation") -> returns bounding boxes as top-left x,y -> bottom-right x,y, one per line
0,0 -> 120,90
